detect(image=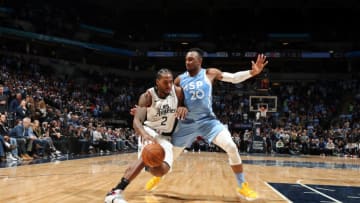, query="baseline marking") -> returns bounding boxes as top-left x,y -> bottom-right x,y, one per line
296,180 -> 342,203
